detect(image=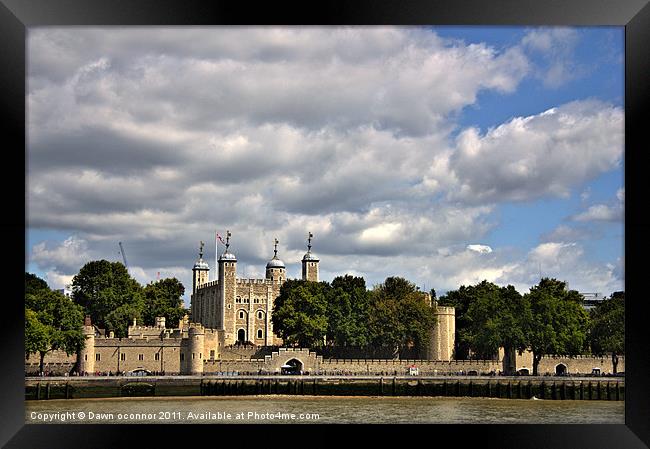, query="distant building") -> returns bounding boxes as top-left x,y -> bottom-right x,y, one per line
580,292 -> 606,311
56,284 -> 73,298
